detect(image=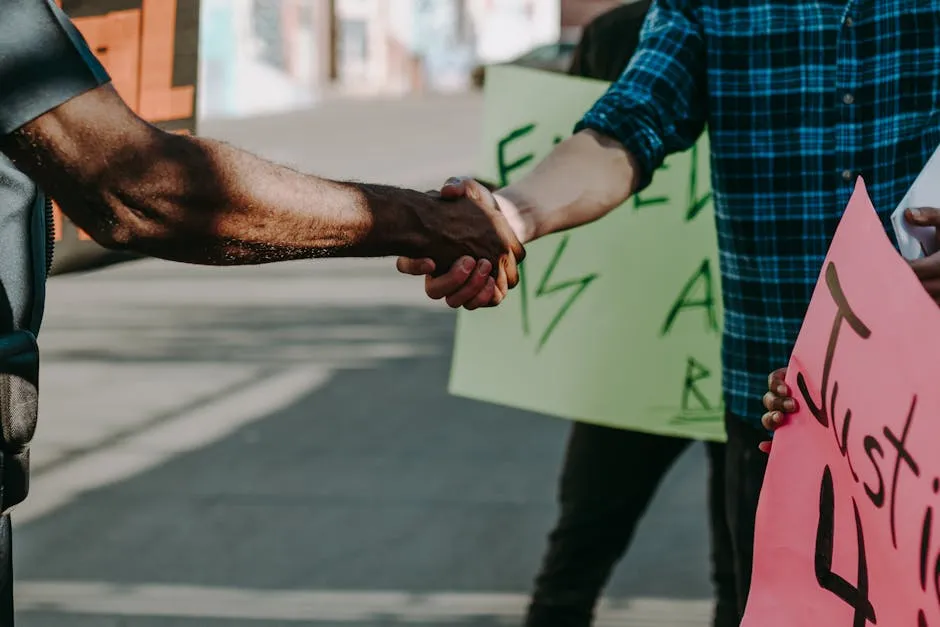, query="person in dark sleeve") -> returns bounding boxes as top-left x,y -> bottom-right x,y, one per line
0,1 -> 524,620
566,0 -> 651,80
520,5 -> 737,627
